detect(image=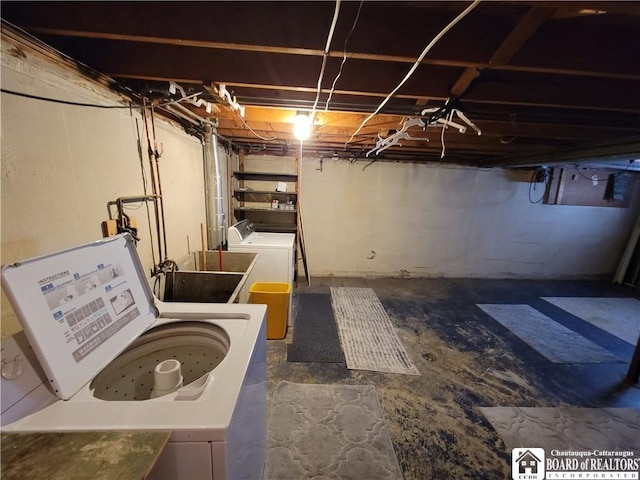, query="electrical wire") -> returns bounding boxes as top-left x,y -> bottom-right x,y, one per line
439,108 -> 456,159
528,170 -> 549,204
232,106 -> 278,141
311,0 -> 341,119
4,21 -> 218,132
248,143 -> 267,153
0,87 -> 204,110
574,160 -> 636,179
345,0 -> 481,146
164,104 -> 202,127
149,106 -> 169,261
500,135 -> 518,144
573,165 -> 601,181
134,118 -> 157,271
122,202 -> 145,210
142,102 -> 164,269
362,158 -> 377,171
528,181 -> 546,203
324,0 -> 364,112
